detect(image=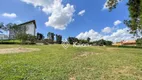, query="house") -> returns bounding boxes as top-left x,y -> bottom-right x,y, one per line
112,40 -> 136,46
9,20 -> 37,39
122,40 -> 136,46
112,42 -> 123,46
0,34 -> 9,40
